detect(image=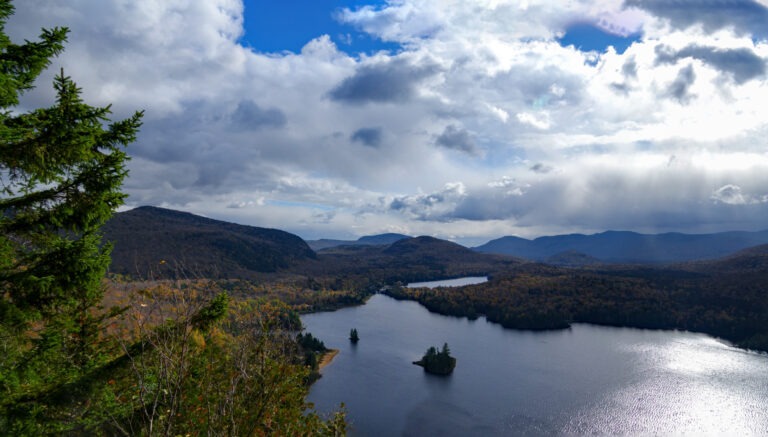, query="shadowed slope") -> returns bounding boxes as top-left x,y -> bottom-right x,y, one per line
103,206 -> 316,278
